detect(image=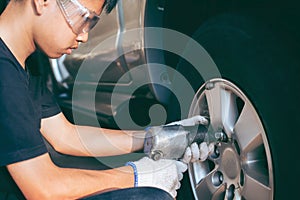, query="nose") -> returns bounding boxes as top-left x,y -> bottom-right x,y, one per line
76,32 -> 89,43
